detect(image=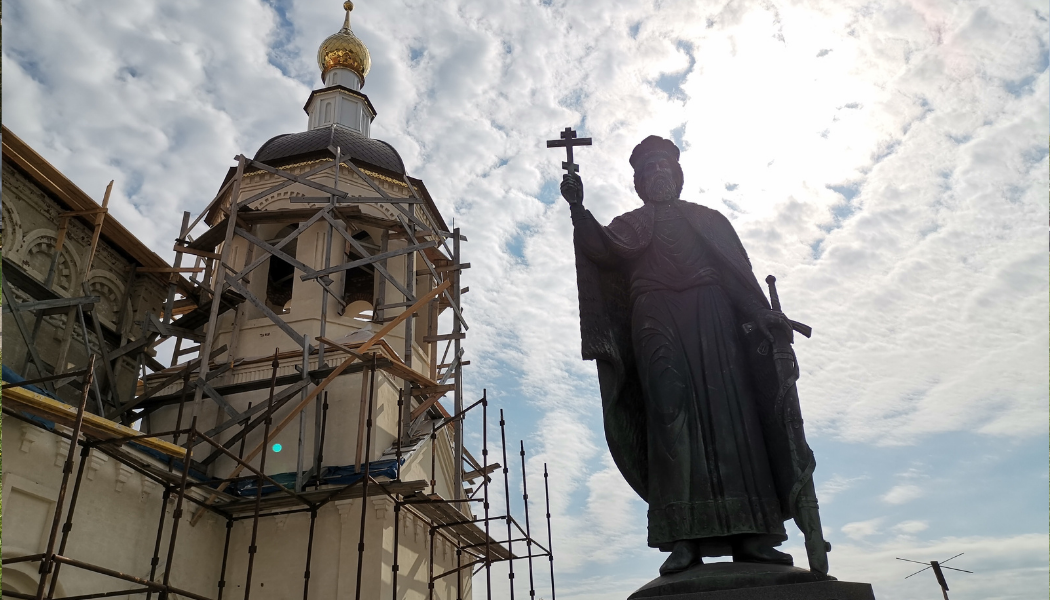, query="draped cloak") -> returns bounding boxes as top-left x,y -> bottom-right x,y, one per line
572,199 -> 815,549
